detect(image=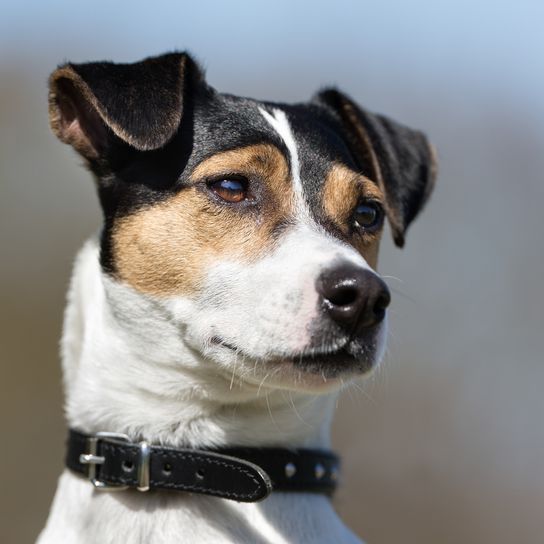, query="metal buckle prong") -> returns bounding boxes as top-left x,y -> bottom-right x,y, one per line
137,441 -> 151,492
79,452 -> 105,465
79,431 -> 131,490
